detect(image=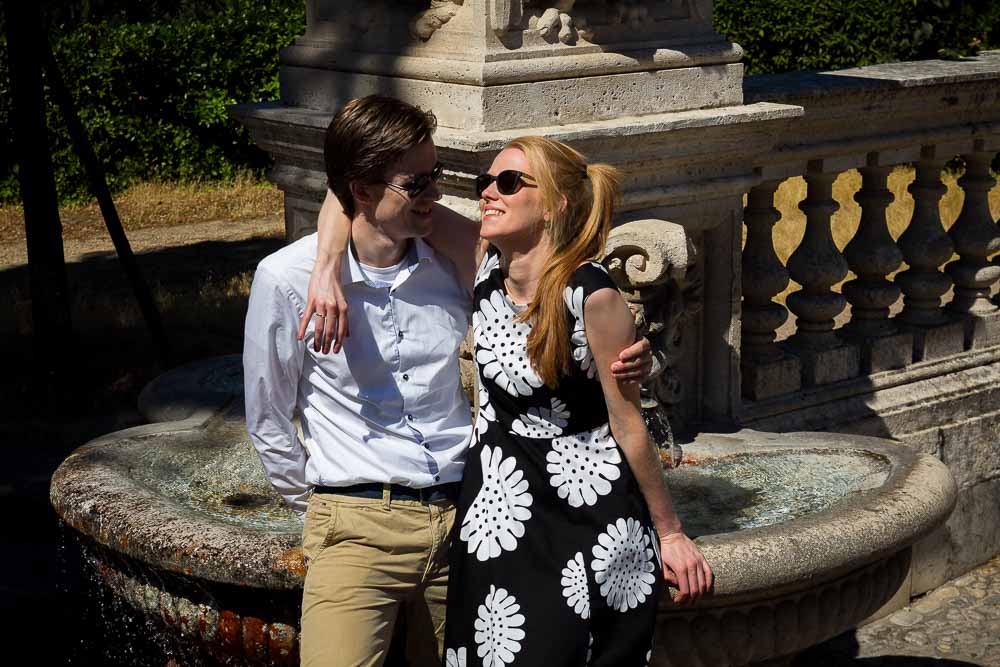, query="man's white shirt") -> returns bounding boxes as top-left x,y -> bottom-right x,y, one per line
243,233 -> 473,518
